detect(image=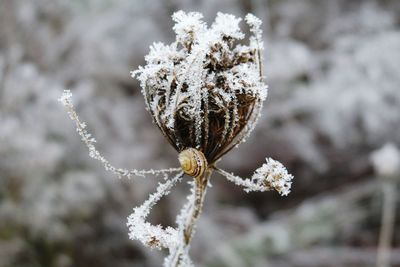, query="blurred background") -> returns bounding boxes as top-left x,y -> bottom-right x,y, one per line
1,0 -> 400,266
